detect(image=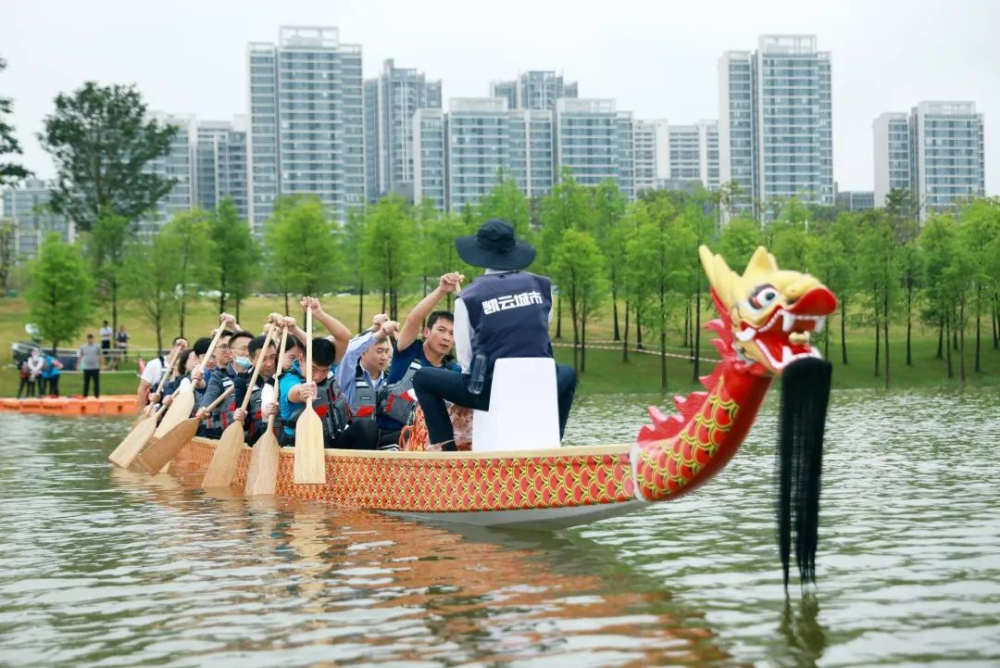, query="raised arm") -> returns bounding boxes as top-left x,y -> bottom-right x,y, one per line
396,272 -> 464,352
302,297 -> 352,364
